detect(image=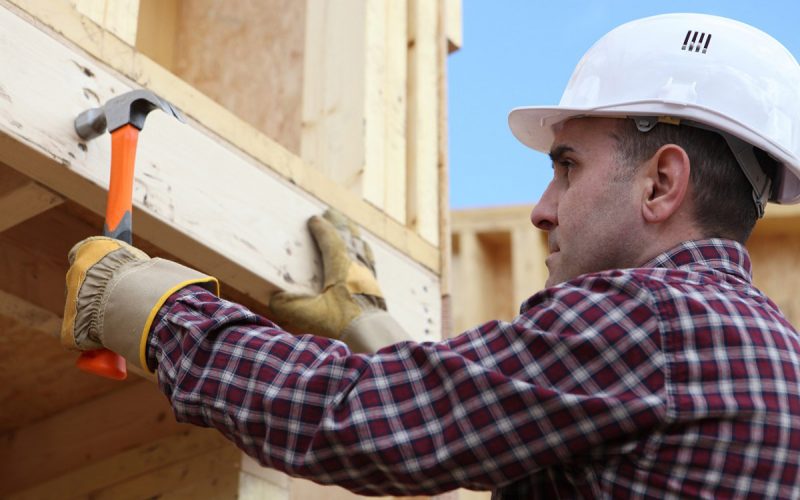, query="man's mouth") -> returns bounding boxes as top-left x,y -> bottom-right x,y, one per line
548,238 -> 560,255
